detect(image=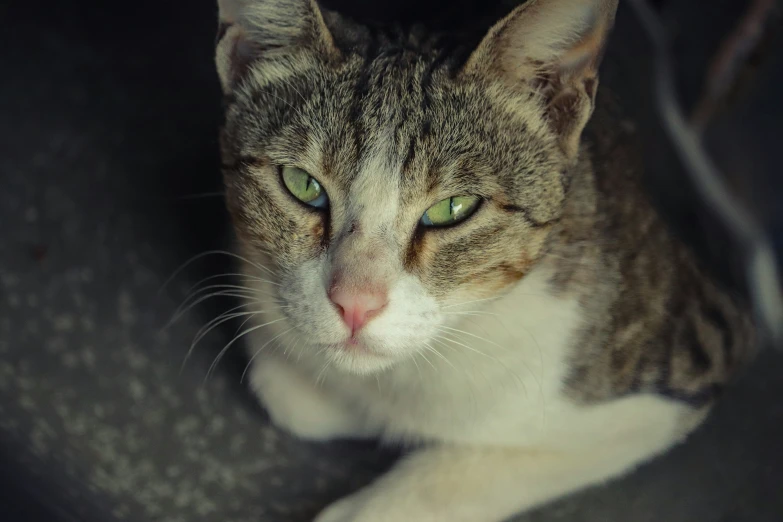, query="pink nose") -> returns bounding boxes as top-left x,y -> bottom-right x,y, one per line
328,287 -> 388,335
